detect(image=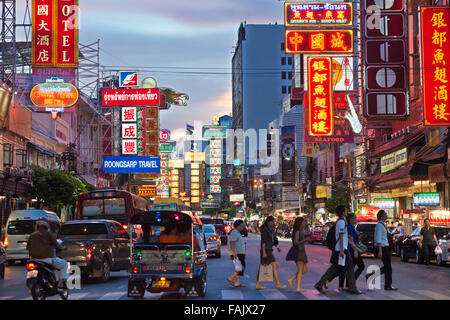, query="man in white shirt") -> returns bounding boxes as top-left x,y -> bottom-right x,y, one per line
367,210 -> 398,290
314,205 -> 362,294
